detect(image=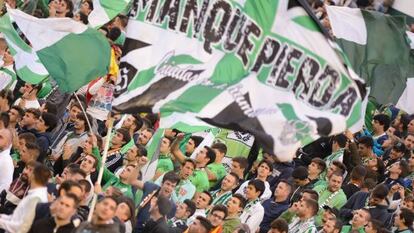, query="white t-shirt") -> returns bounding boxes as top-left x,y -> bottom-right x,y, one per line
13,98 -> 41,109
